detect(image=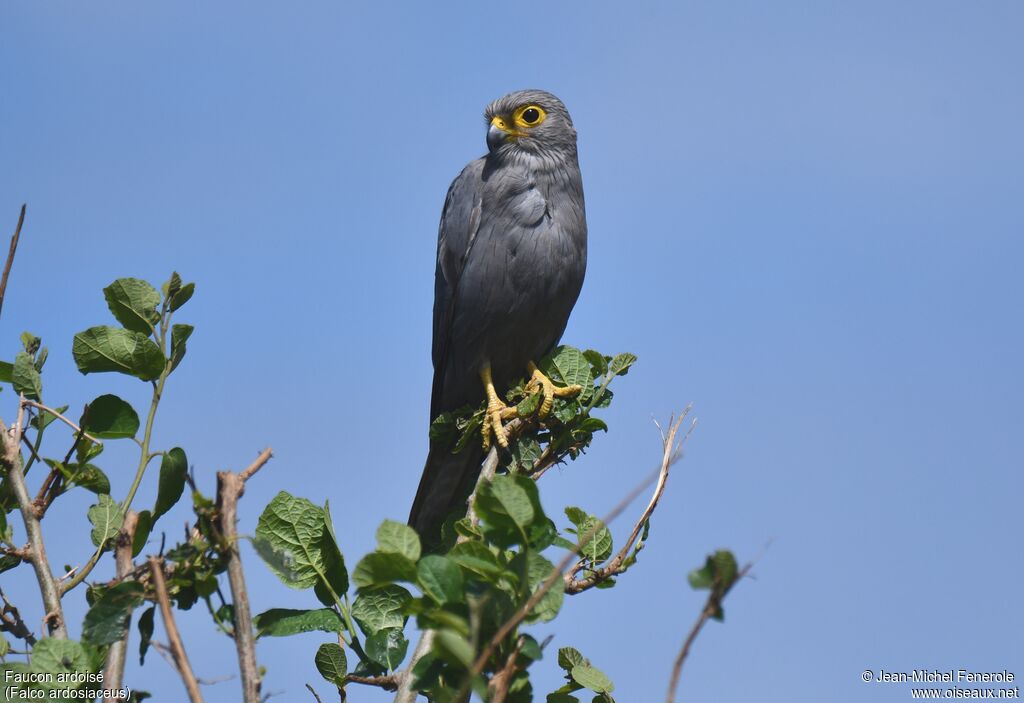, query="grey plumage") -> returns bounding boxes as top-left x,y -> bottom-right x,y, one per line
409,90 -> 587,546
